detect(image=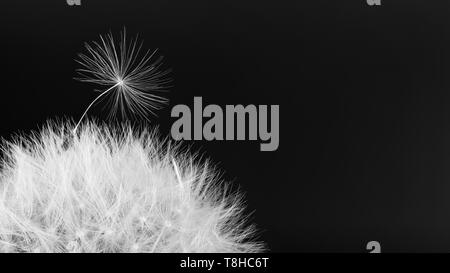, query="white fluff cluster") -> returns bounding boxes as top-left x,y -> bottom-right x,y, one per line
0,122 -> 262,253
